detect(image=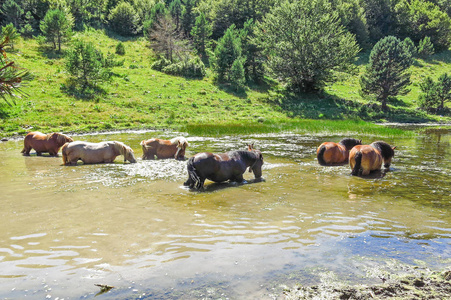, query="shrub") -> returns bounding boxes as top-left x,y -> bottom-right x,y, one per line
417,36 -> 434,58
115,42 -> 125,55
109,2 -> 140,36
161,56 -> 206,78
403,37 -> 417,57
